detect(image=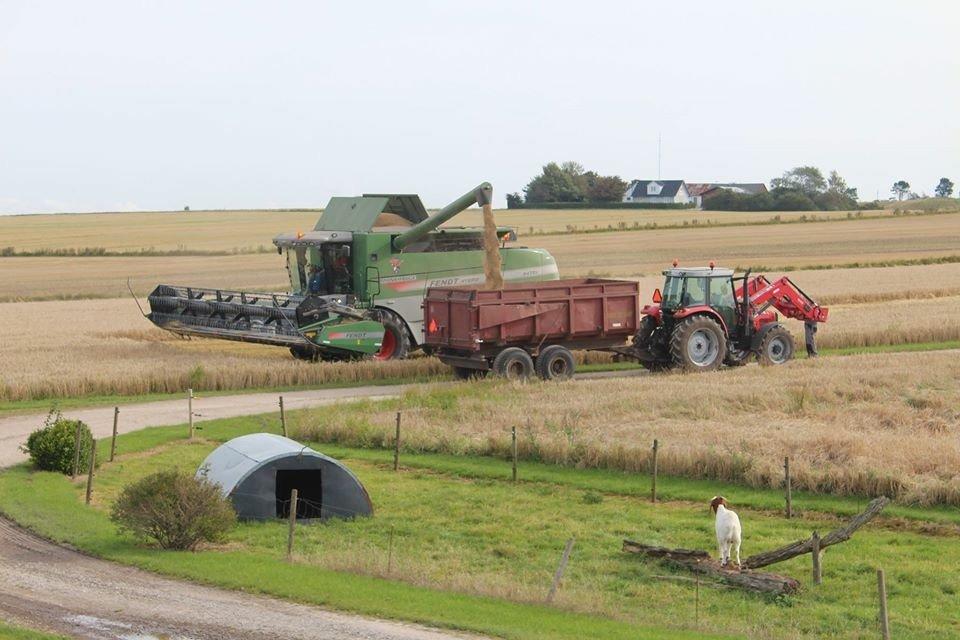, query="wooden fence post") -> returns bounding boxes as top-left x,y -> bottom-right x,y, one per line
511,426 -> 518,483
279,396 -> 287,437
811,531 -> 822,585
287,488 -> 299,559
109,407 -> 119,462
85,441 -> 96,505
877,568 -> 890,640
188,388 -> 194,439
387,525 -> 395,575
695,558 -> 701,626
546,537 -> 575,603
71,421 -> 83,479
651,439 -> 659,503
393,412 -> 401,472
784,456 -> 792,518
